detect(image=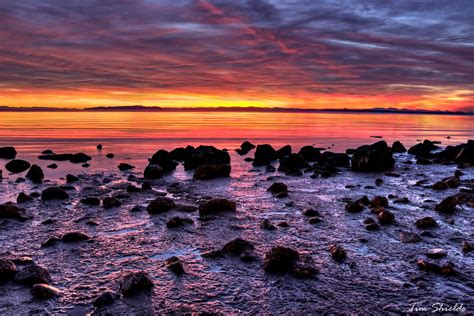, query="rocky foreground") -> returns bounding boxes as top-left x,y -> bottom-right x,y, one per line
0,140 -> 473,314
